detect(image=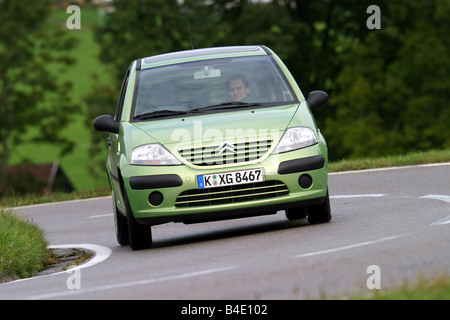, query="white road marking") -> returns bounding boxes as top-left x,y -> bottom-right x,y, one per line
47,244 -> 112,271
3,244 -> 112,285
419,195 -> 450,226
26,266 -> 235,300
331,194 -> 386,199
430,216 -> 450,226
420,195 -> 450,204
87,213 -> 113,219
294,235 -> 406,258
